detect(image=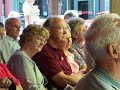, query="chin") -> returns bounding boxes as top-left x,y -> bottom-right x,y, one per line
37,48 -> 42,52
